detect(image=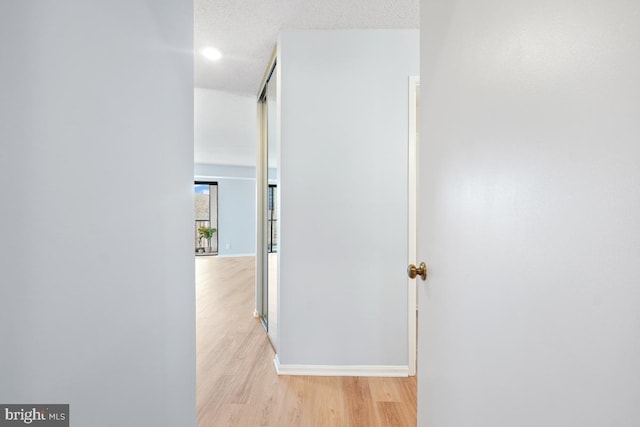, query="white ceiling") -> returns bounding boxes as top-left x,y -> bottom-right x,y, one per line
194,0 -> 419,96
